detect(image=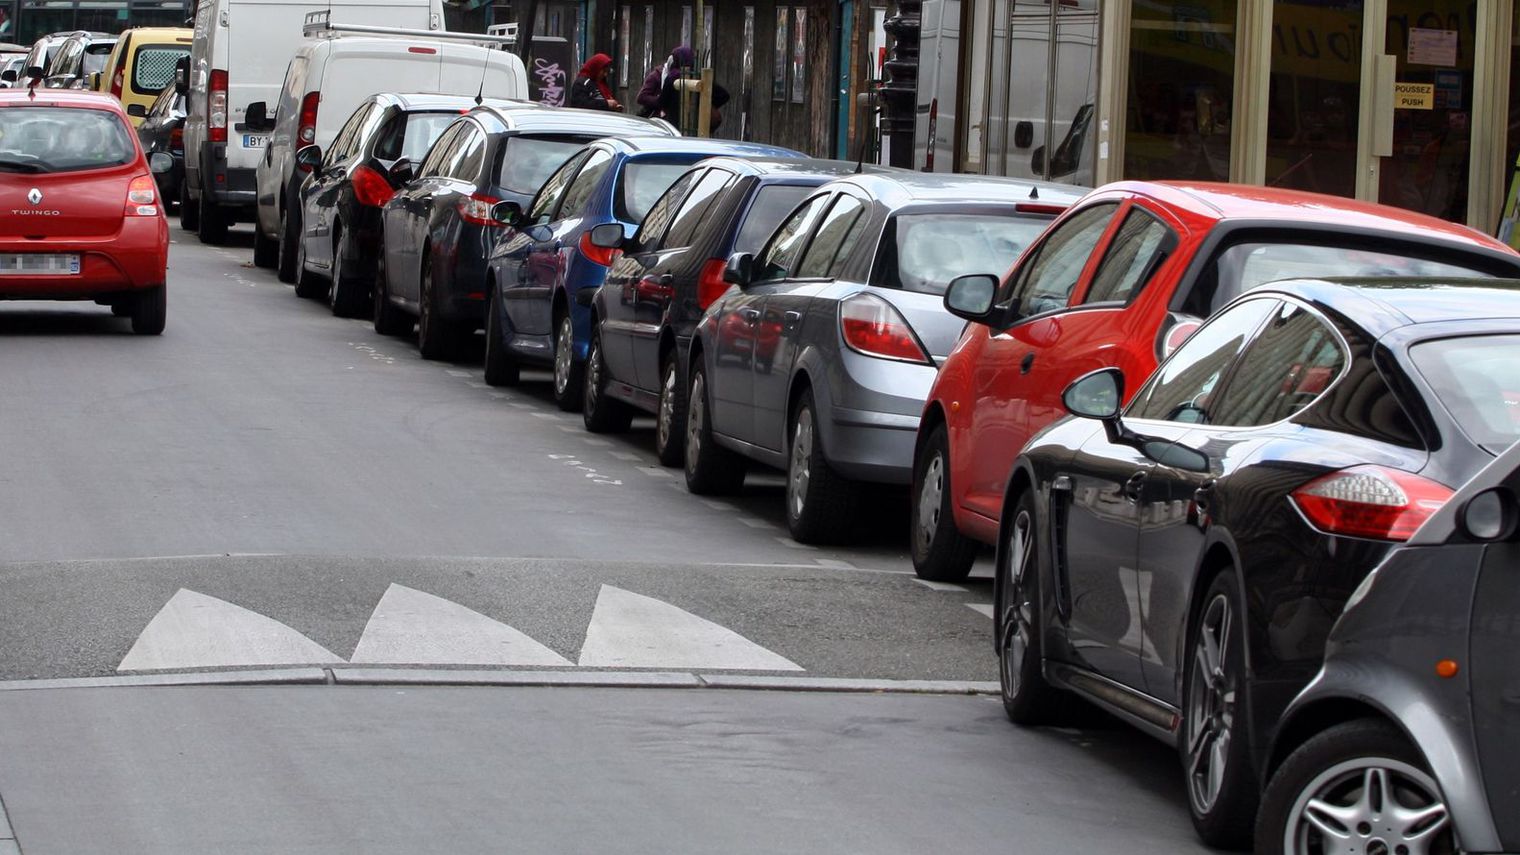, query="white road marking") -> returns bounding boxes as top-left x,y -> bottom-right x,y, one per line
581,438 -> 612,447
118,589 -> 341,671
609,451 -> 642,462
700,499 -> 736,511
636,466 -> 671,478
775,537 -> 817,550
349,584 -> 571,667
912,578 -> 967,592
577,585 -> 803,671
966,603 -> 994,619
507,402 -> 537,409
557,425 -> 580,433
531,412 -> 558,419
738,517 -> 772,529
465,381 -> 487,388
444,369 -> 471,377
813,558 -> 856,569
